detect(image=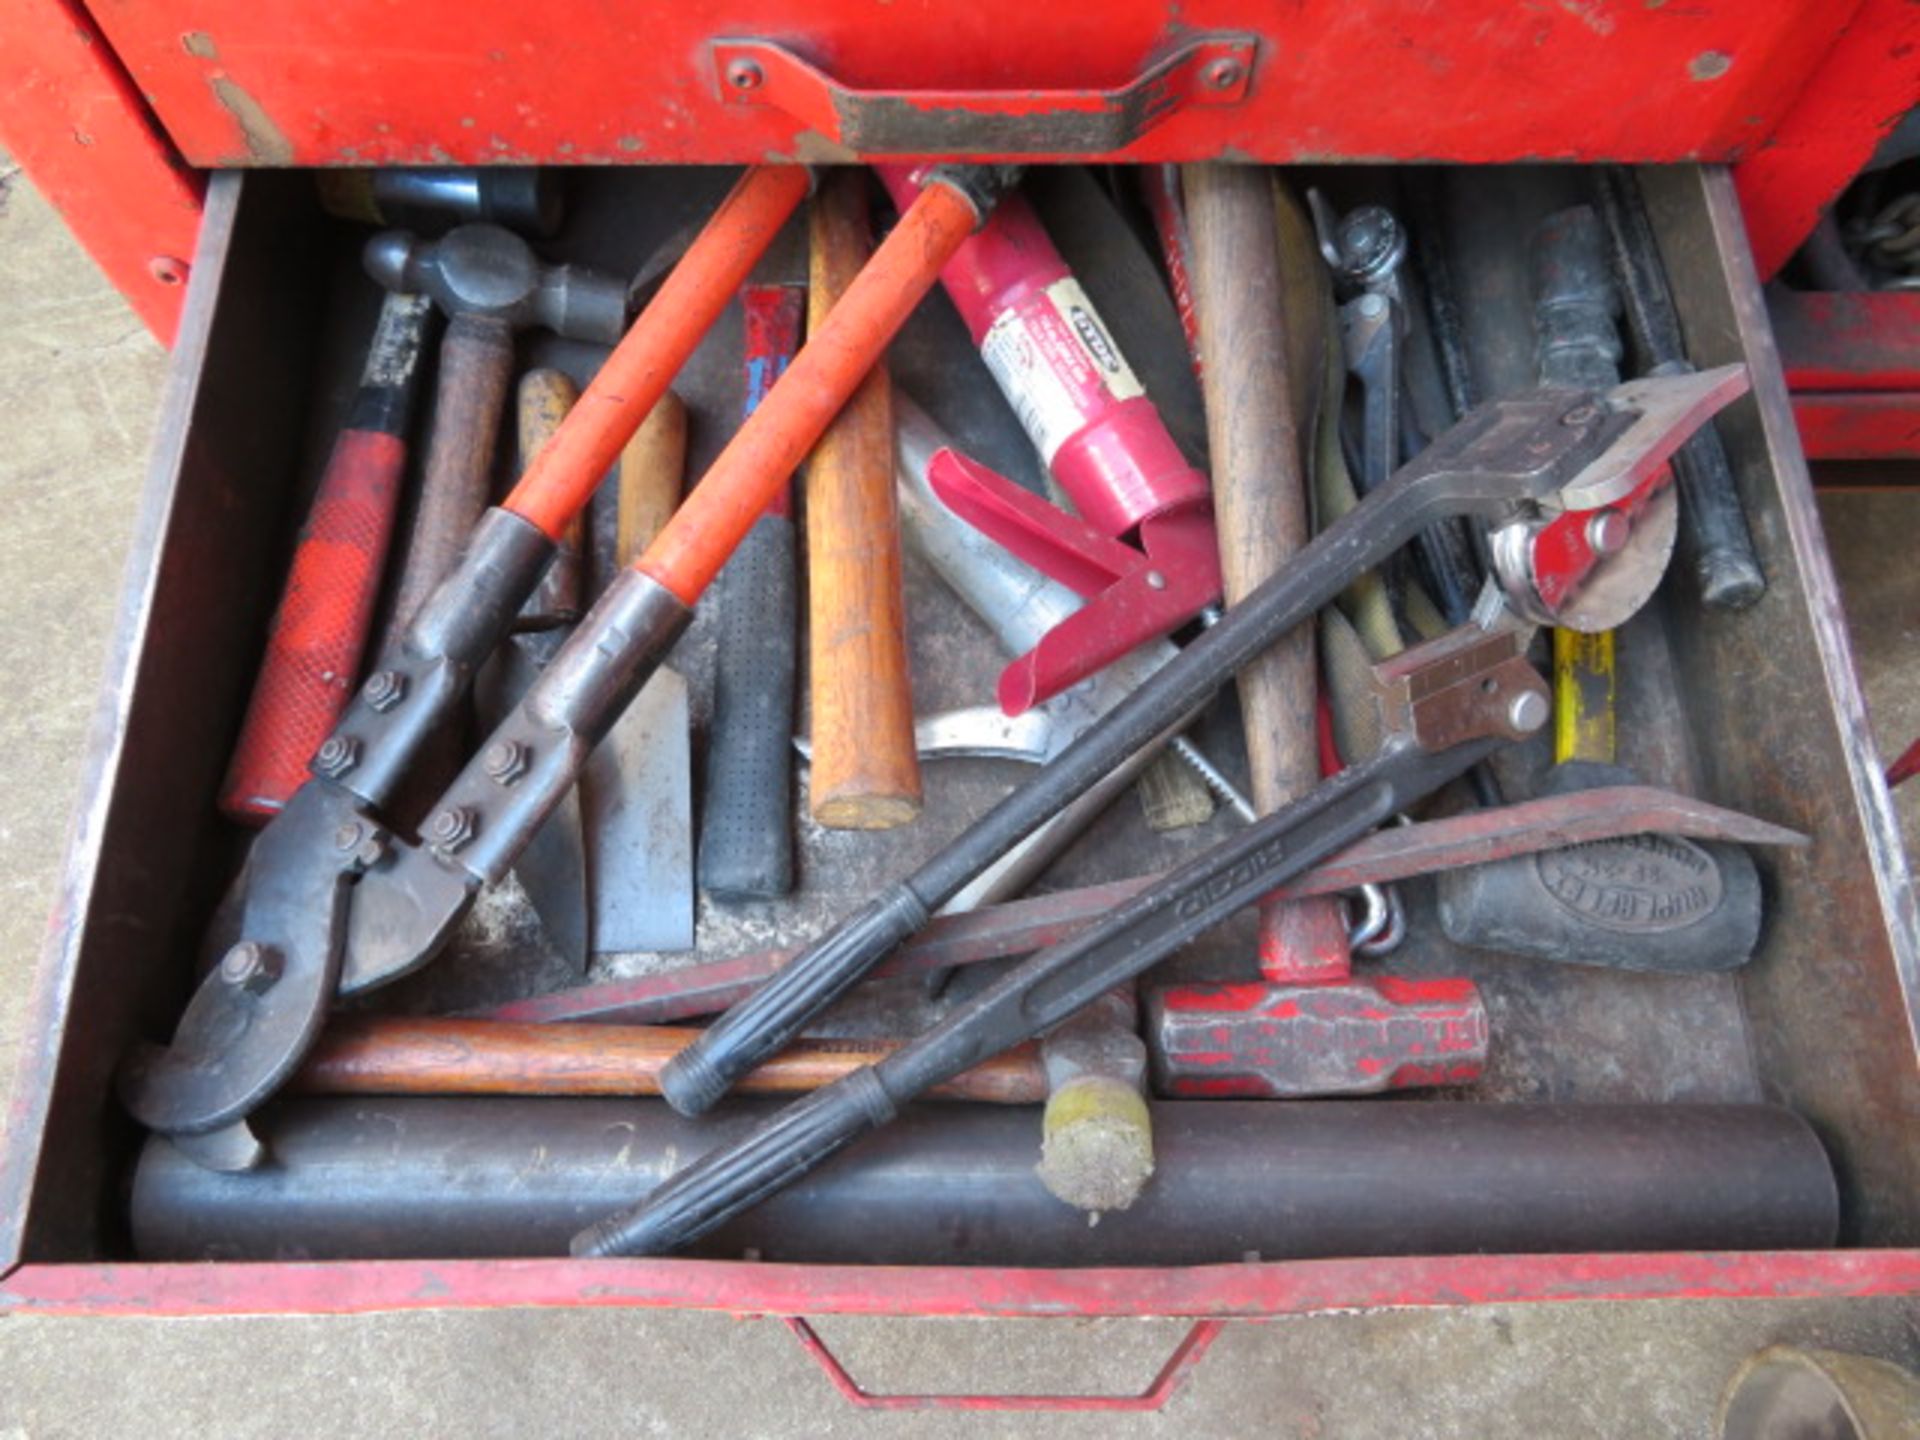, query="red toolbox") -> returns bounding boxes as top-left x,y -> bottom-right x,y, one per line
2,1 -> 1919,1412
